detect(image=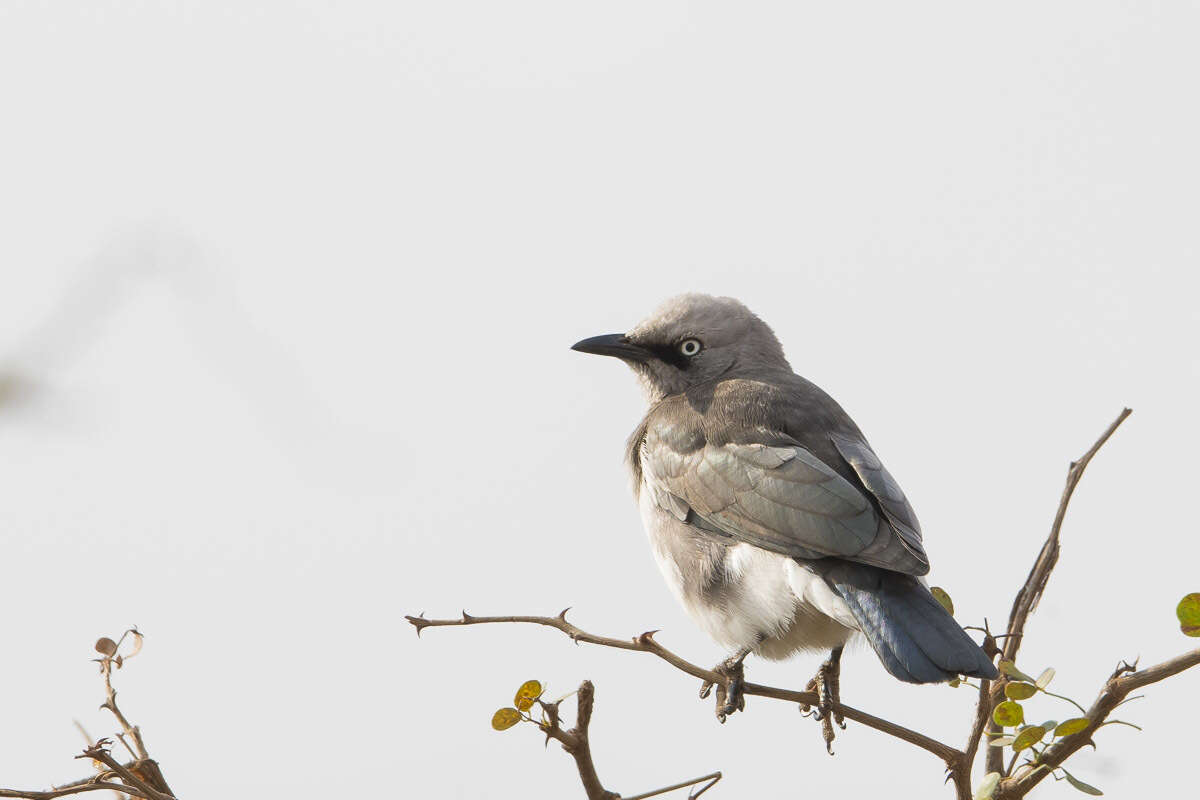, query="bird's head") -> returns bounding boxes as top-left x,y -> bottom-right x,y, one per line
572,293 -> 790,401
